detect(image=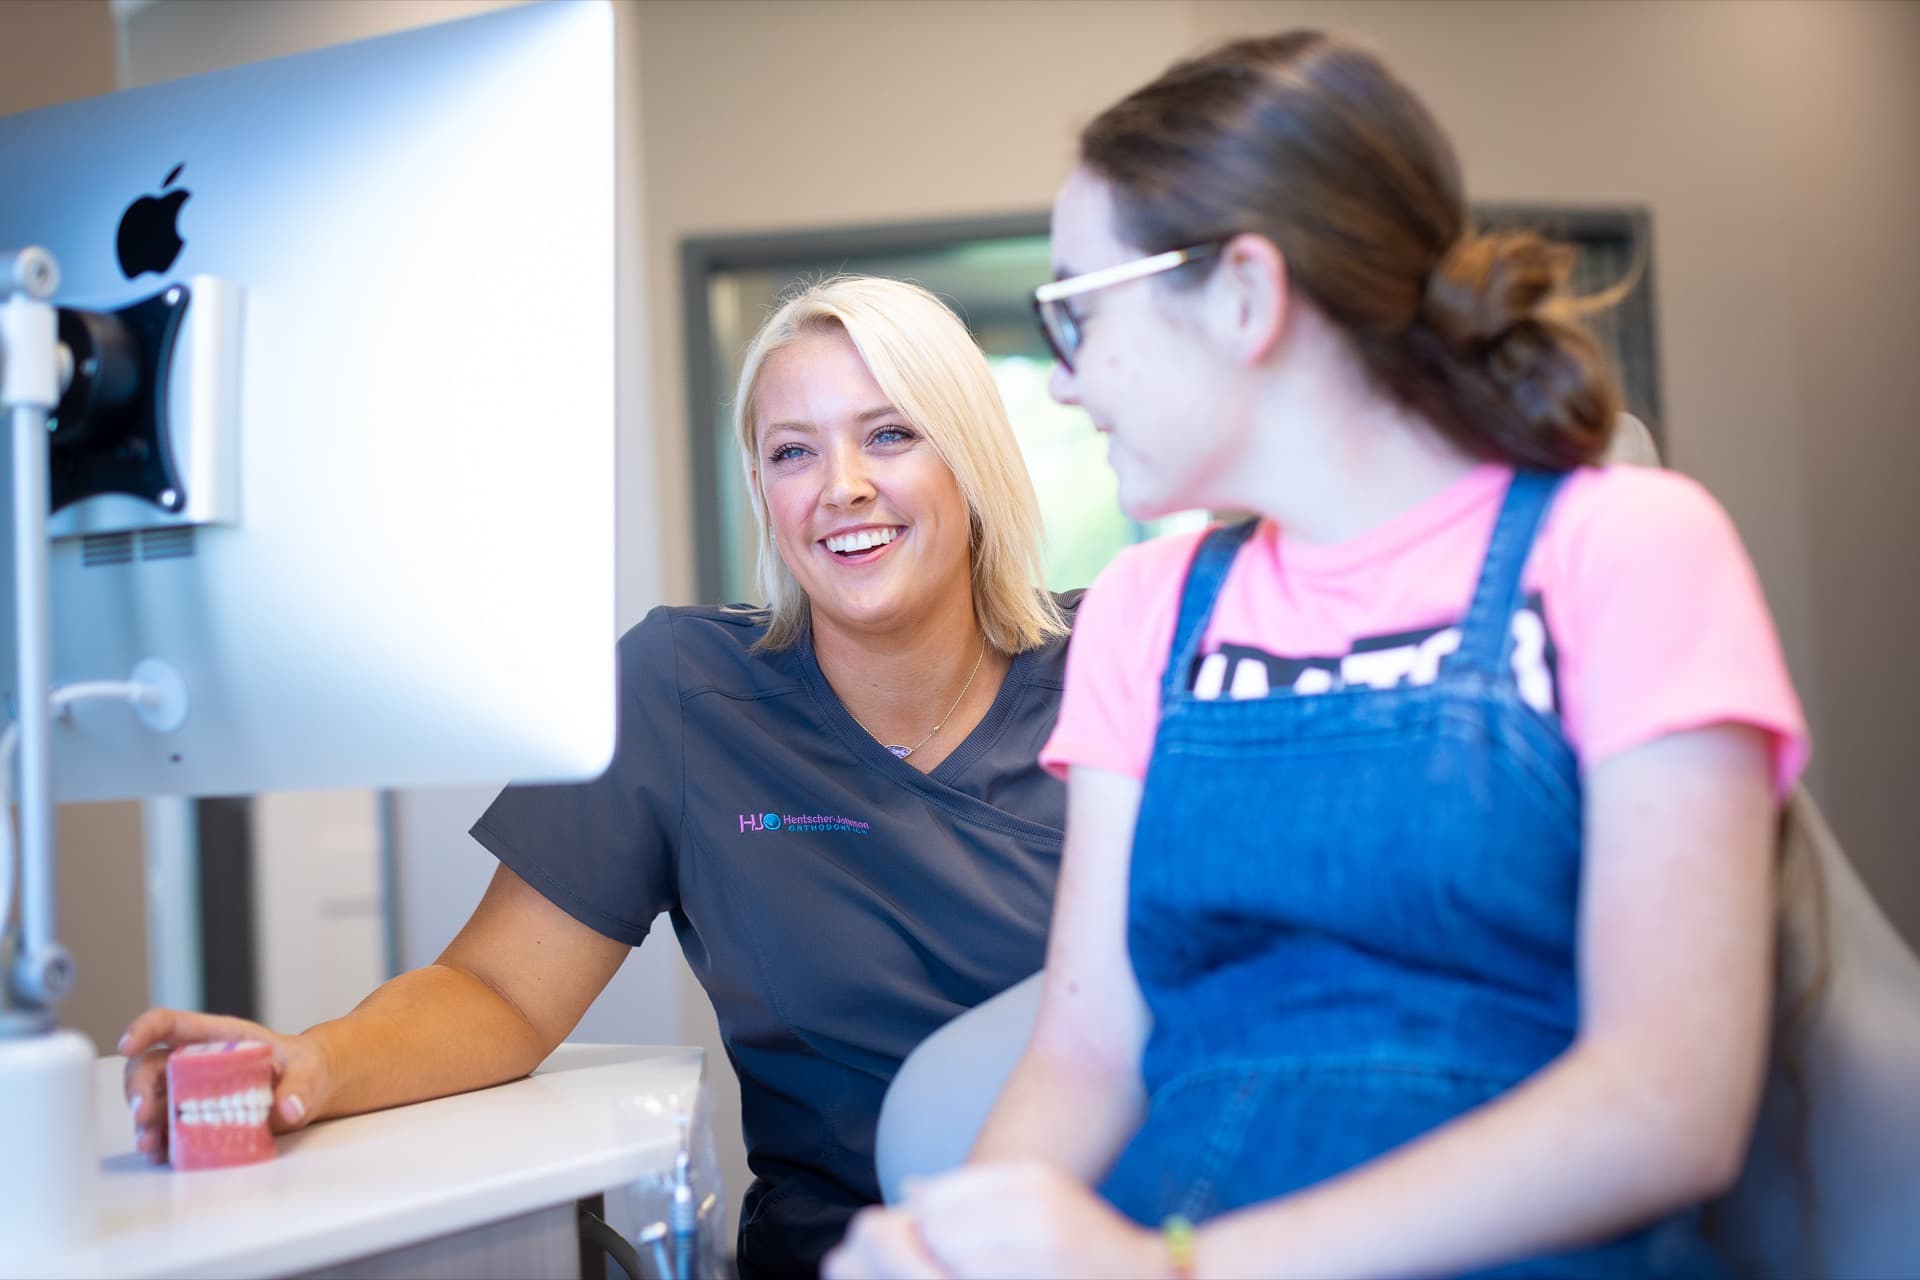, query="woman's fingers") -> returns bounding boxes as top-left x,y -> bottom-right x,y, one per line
117,1007 -> 263,1060
116,1007 -> 305,1159
122,1045 -> 161,1112
266,1044 -> 322,1133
